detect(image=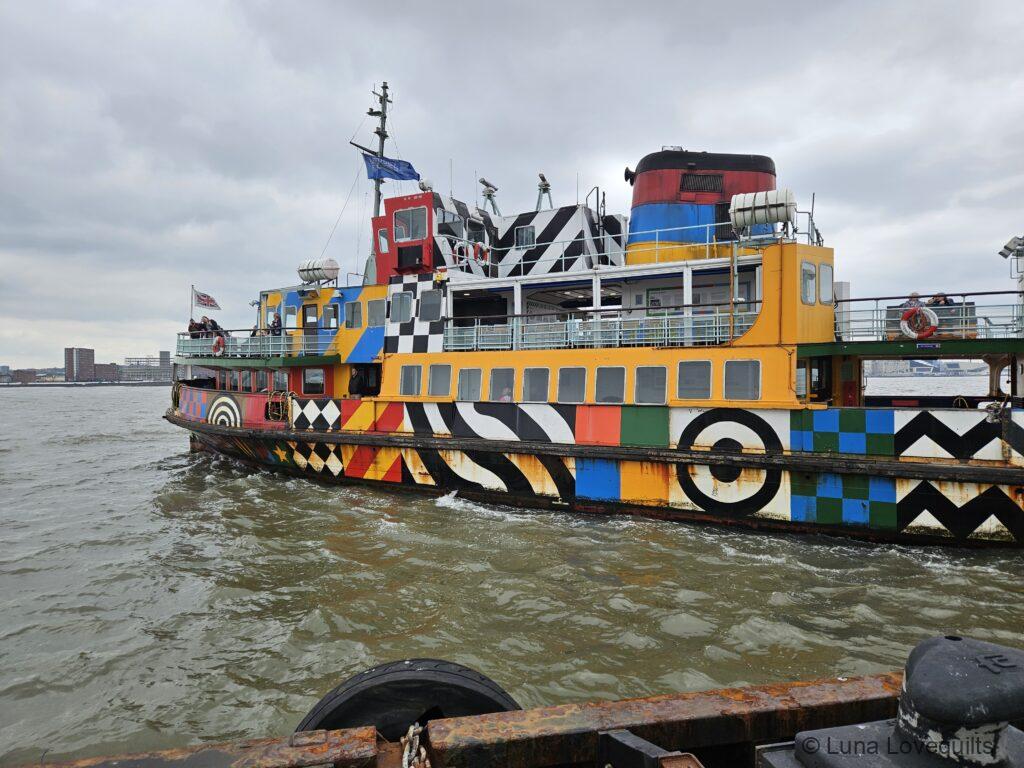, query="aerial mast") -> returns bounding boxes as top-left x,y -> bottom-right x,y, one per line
367,81 -> 391,219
